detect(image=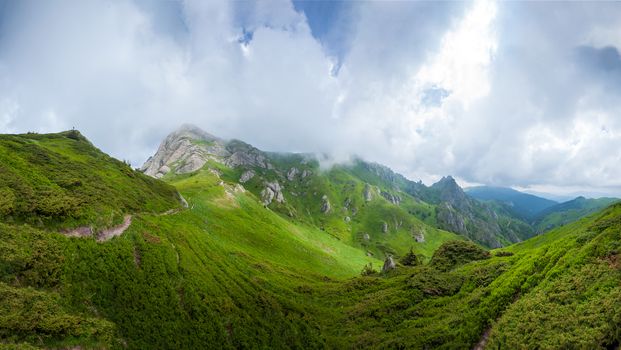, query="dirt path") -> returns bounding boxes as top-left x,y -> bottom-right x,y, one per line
61,203 -> 185,241
96,215 -> 132,242
473,327 -> 491,350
